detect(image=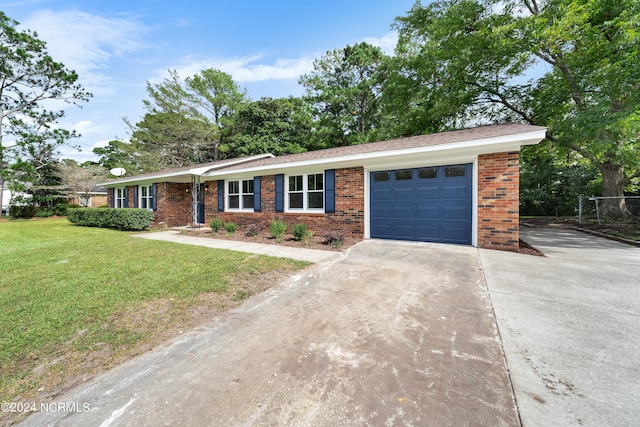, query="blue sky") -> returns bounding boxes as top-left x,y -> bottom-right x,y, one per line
1,0 -> 419,162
